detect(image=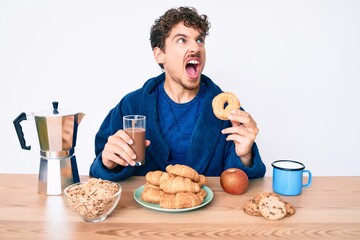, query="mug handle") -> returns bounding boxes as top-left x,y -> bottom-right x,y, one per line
302,170 -> 312,188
